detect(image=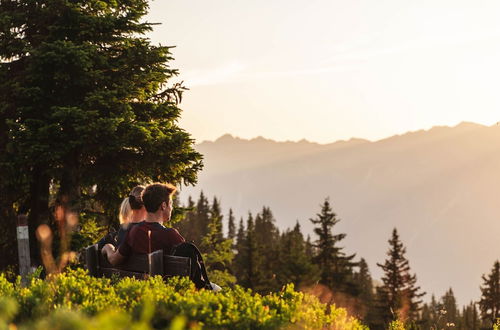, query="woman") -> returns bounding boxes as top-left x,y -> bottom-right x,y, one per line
97,185 -> 146,248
